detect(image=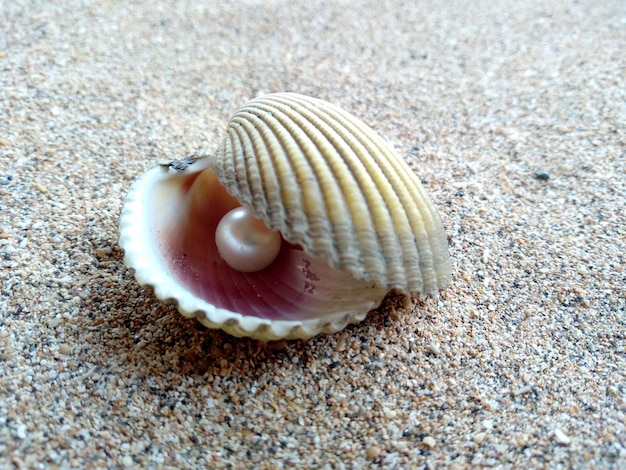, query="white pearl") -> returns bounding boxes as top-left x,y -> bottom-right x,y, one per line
215,207 -> 282,272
